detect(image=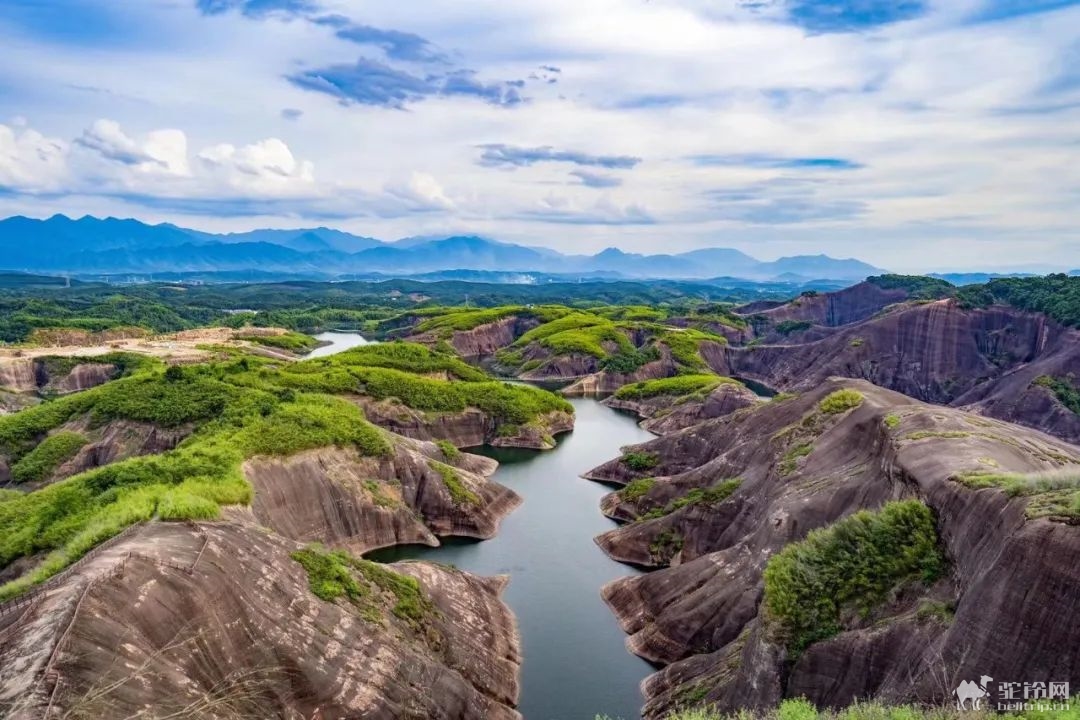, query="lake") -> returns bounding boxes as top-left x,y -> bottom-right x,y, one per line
372,397 -> 656,720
